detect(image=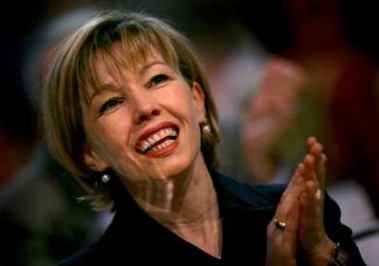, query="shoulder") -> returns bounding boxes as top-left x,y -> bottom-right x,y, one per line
210,169 -> 286,209
57,243 -> 104,266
